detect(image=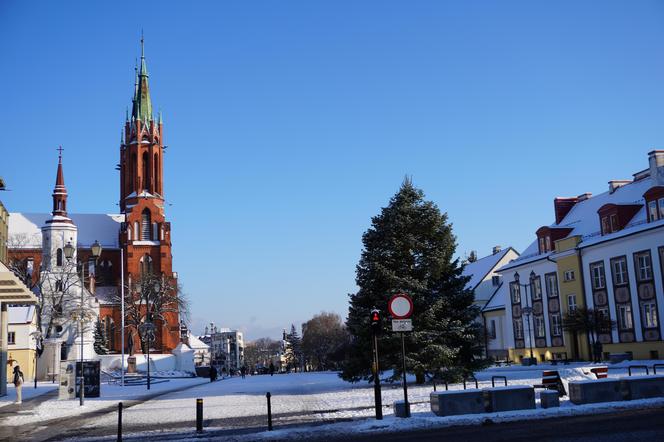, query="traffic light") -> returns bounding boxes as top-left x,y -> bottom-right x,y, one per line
370,309 -> 381,332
